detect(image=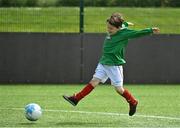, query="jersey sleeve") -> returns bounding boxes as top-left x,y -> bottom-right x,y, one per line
123,28 -> 153,40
